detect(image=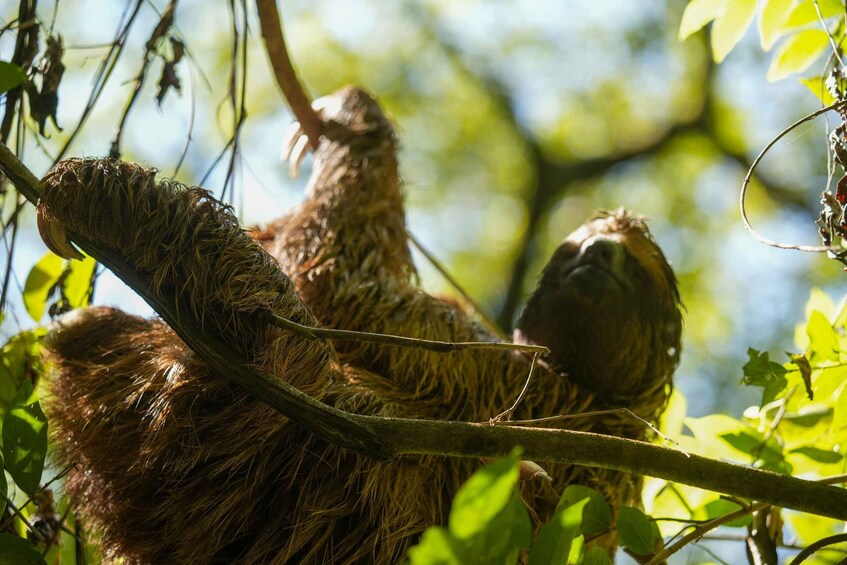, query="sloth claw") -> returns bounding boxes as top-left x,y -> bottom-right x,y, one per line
36,202 -> 84,260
